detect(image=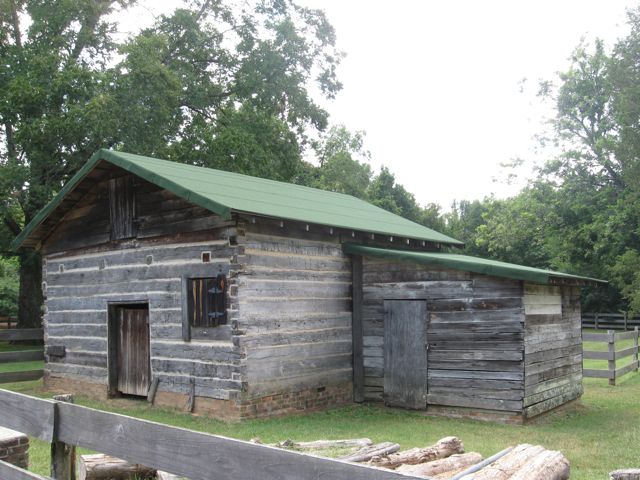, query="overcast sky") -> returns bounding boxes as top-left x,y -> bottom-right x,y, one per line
122,1 -> 637,210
